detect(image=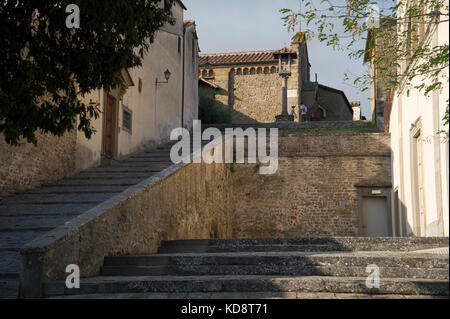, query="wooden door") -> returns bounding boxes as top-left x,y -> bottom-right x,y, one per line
105,94 -> 116,158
